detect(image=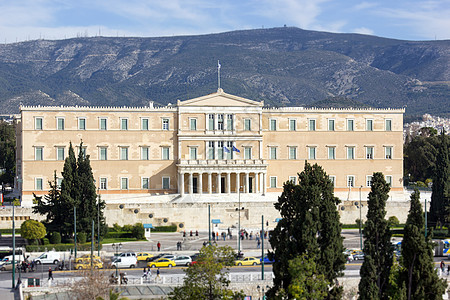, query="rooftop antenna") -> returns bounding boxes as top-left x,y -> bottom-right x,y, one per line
217,60 -> 221,91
